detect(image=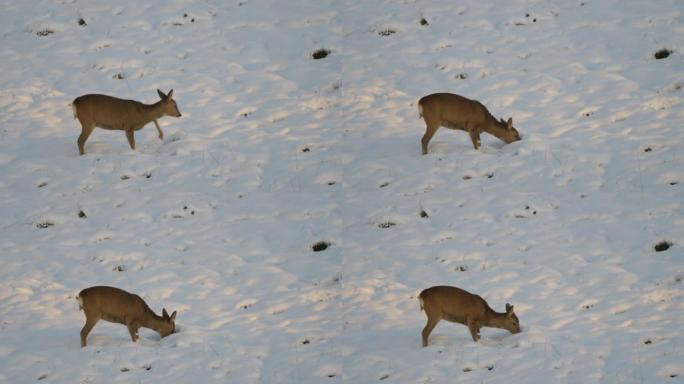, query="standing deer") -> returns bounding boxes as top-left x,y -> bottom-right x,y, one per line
417,93 -> 521,154
418,285 -> 520,347
77,286 -> 177,347
72,89 -> 181,155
